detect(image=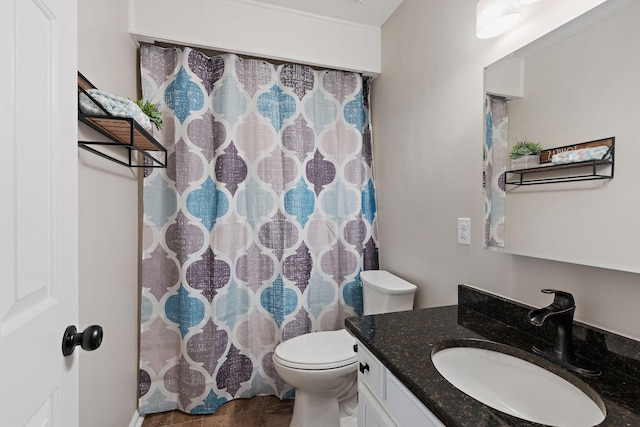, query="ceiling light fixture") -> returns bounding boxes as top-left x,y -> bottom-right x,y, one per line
476,0 -> 522,39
